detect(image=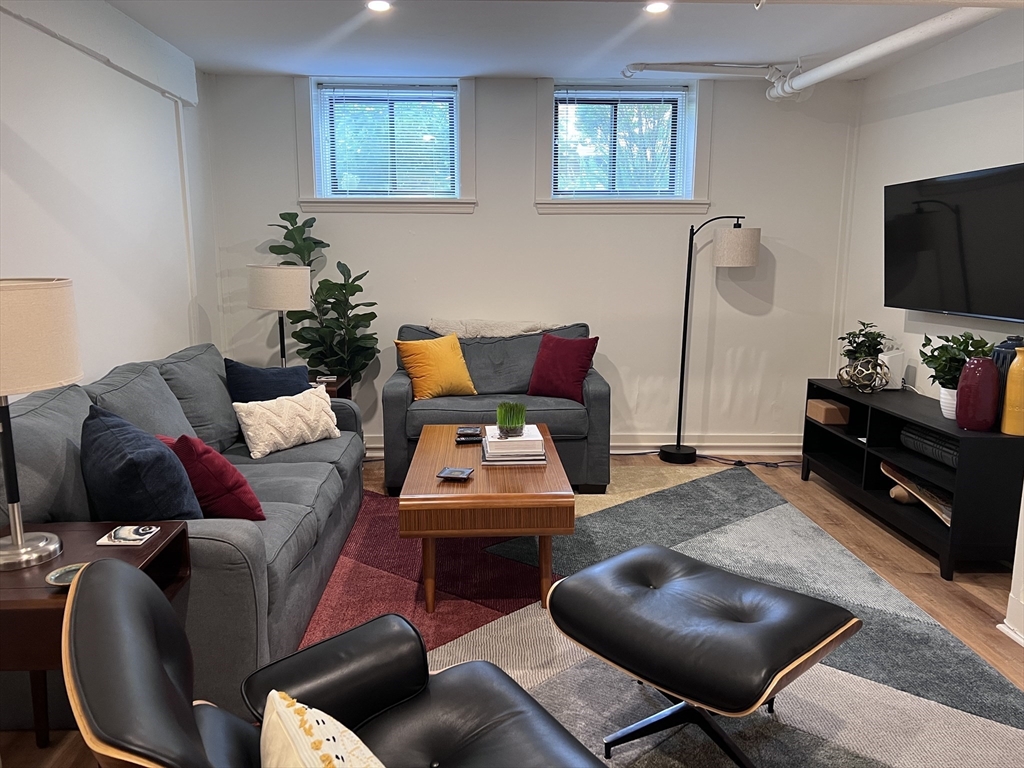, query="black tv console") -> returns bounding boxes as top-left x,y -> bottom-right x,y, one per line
801,378 -> 1023,580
